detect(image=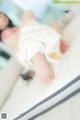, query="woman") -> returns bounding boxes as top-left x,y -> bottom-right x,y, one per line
0,11 -> 69,83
